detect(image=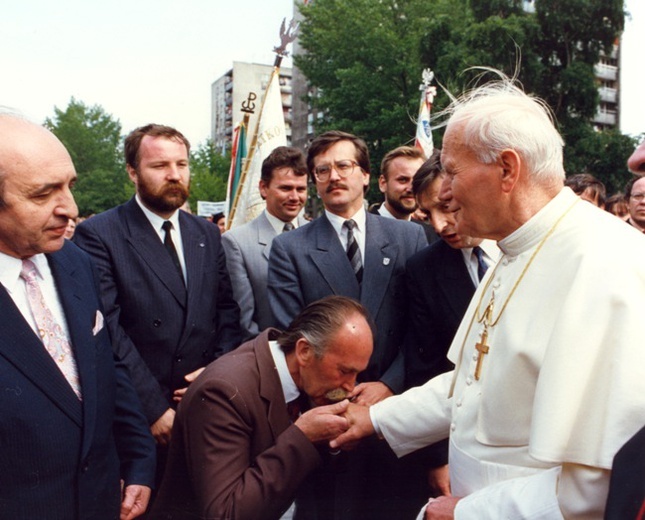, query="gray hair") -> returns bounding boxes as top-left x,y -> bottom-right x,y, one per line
0,107 -> 29,207
277,296 -> 372,358
442,78 -> 565,184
